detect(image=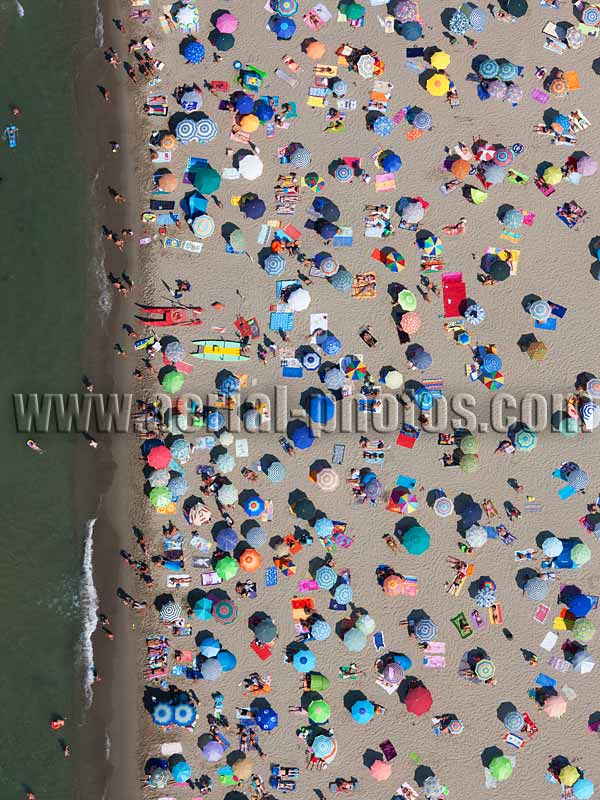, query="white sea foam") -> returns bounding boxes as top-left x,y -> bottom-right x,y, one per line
79,517 -> 99,710
15,1 -> 24,17
94,0 -> 104,47
105,730 -> 111,760
96,248 -> 113,322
